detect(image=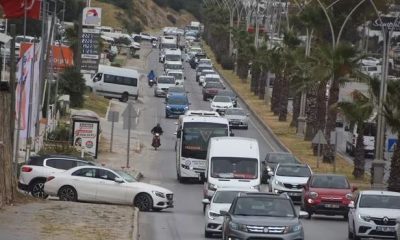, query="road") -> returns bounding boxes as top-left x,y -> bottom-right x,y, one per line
126,44 -> 350,240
